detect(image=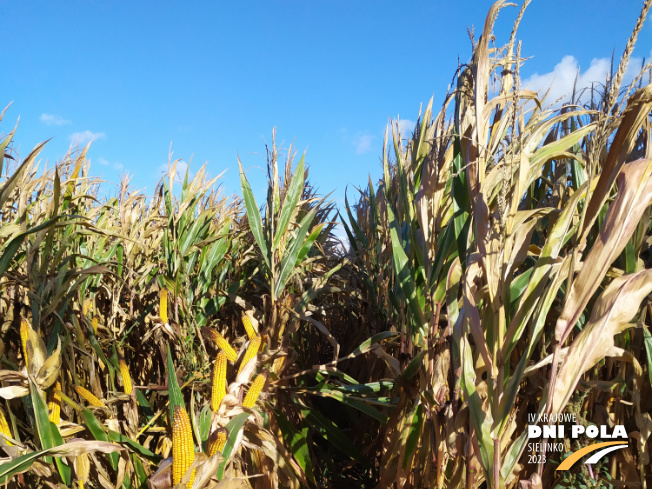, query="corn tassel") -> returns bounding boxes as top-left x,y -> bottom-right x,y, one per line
241,313 -> 256,340
160,288 -> 168,324
119,359 -> 133,395
203,329 -> 237,363
238,335 -> 261,374
91,317 -> 98,335
20,318 -> 30,368
172,406 -> 196,488
242,373 -> 266,408
74,386 -> 105,408
207,427 -> 227,457
211,352 -> 227,413
48,381 -> 62,424
0,408 -> 12,446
